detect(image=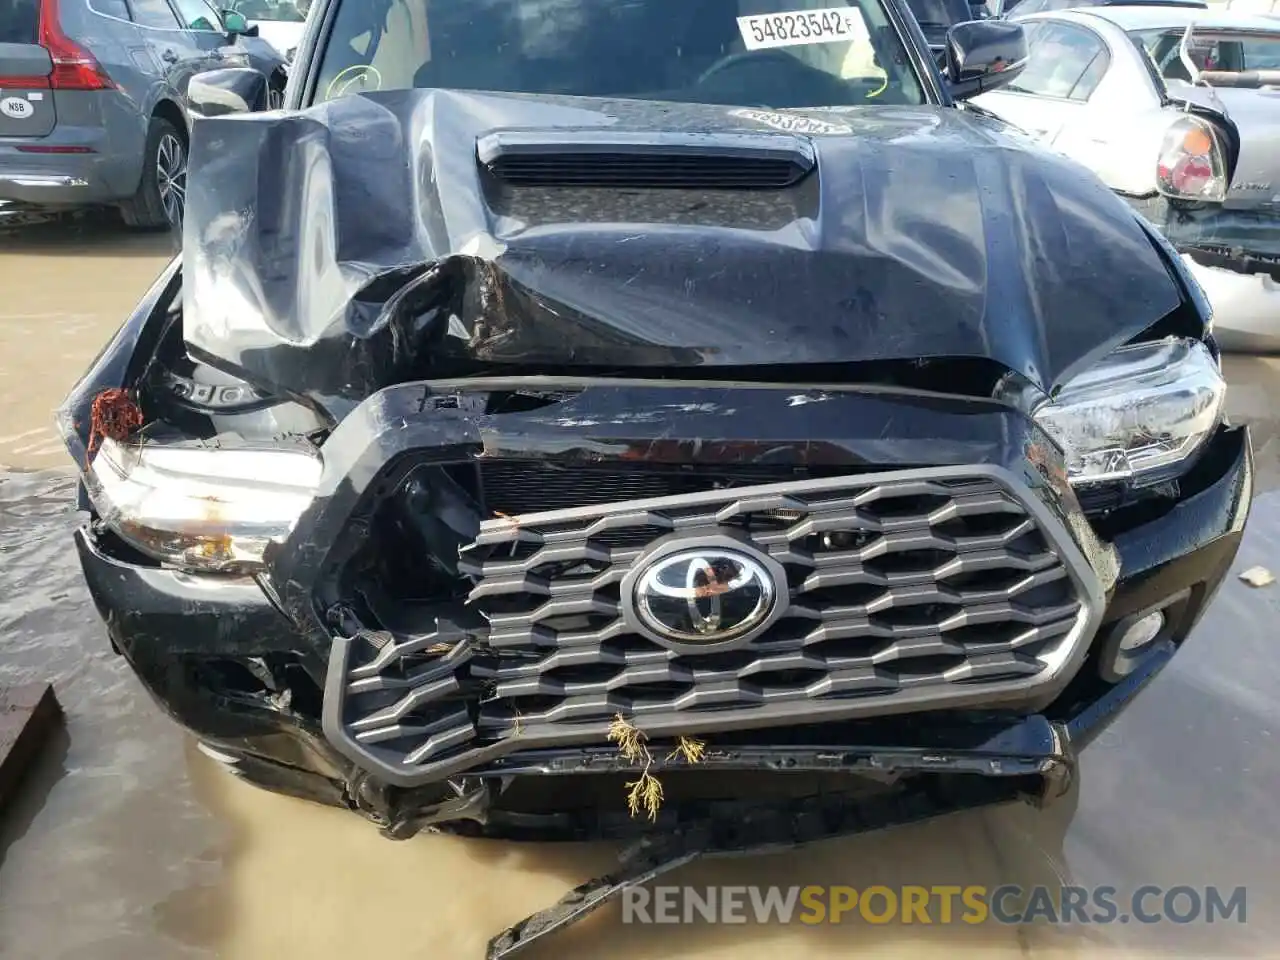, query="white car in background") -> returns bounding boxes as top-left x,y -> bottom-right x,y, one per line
973,7 -> 1280,352
223,0 -> 310,59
